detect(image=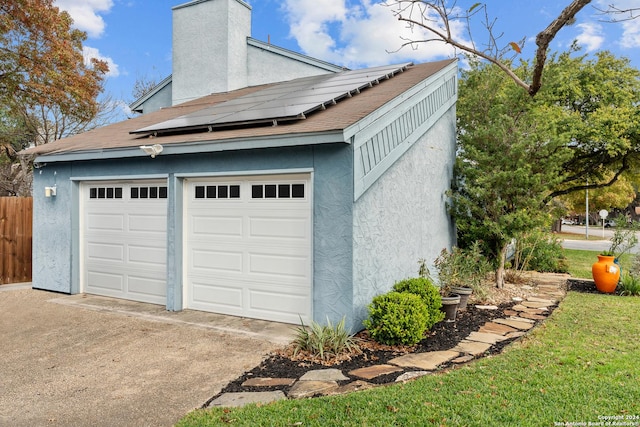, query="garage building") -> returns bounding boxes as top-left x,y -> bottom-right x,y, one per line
25,0 -> 457,331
